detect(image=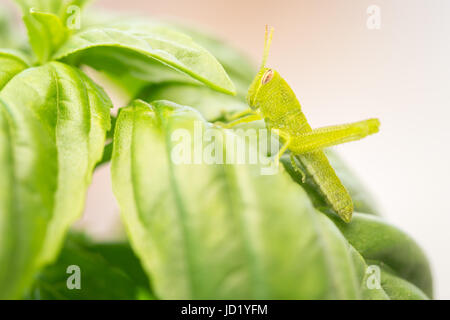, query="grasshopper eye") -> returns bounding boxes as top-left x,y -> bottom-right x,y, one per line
261,69 -> 274,85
